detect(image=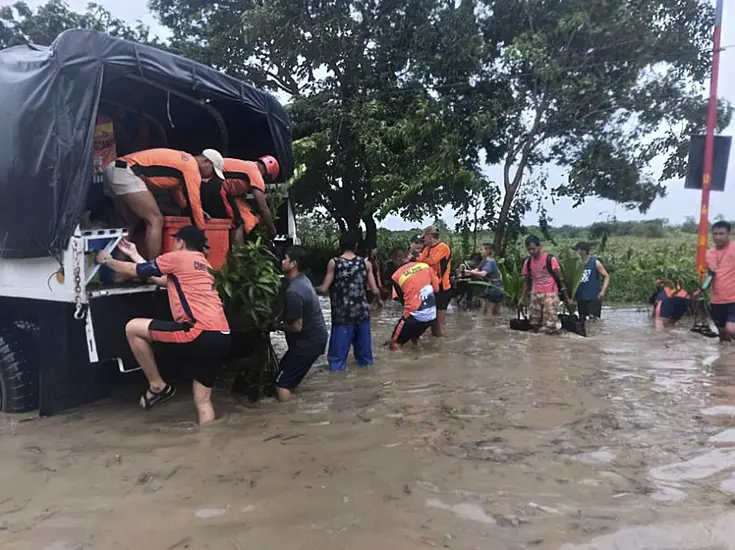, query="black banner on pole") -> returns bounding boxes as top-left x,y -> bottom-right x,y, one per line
684,135 -> 732,191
